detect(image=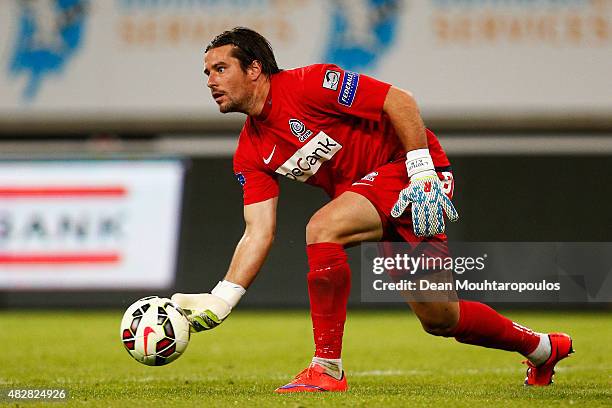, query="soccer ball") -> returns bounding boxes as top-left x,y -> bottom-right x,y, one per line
120,296 -> 191,366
